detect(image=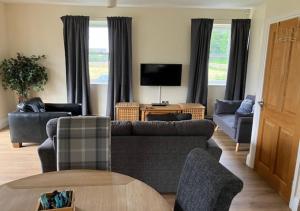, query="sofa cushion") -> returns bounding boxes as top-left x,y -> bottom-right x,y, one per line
46,118 -> 58,139
146,113 -> 178,121
236,99 -> 254,114
176,113 -> 193,121
146,113 -> 193,121
111,121 -> 132,136
132,121 -> 177,136
215,100 -> 241,114
175,120 -> 215,139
